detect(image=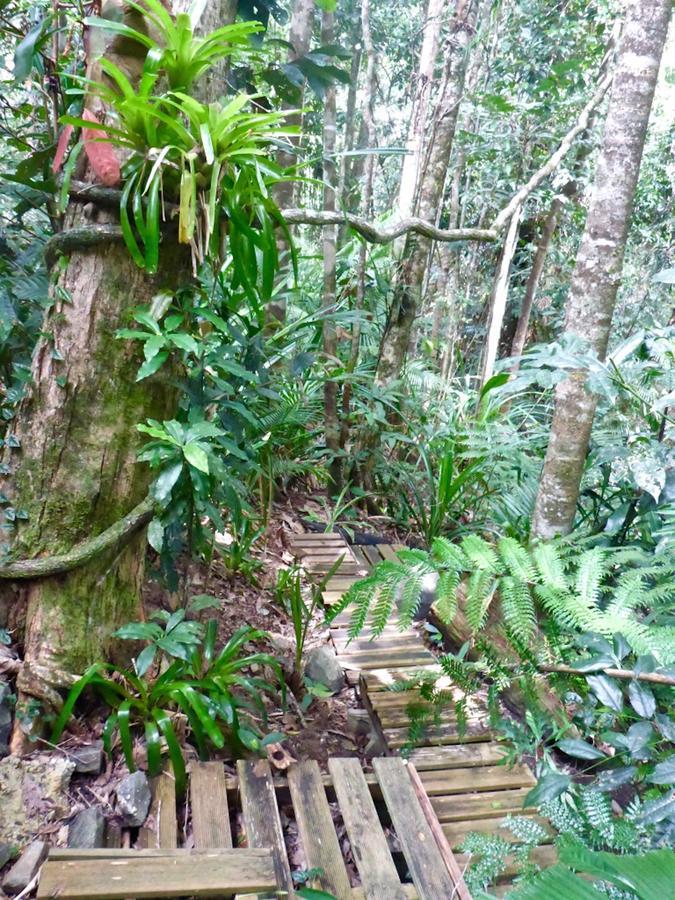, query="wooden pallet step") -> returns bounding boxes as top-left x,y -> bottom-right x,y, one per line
408,742 -> 506,770
288,760 -> 352,898
237,759 -> 294,895
289,533 -> 347,545
442,816 -> 553,850
37,850 -> 276,899
368,689 -> 469,708
359,665 -> 443,691
340,654 -> 437,672
333,633 -> 422,652
377,708 -> 484,730
431,788 -> 533,822
373,758 -> 457,900
329,758 -> 408,900
384,722 -> 492,748
418,763 -> 535,796
190,761 -> 232,849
